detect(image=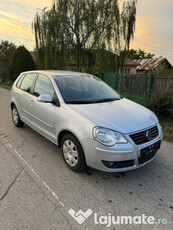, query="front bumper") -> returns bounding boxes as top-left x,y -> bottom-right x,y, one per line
81,124 -> 163,172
